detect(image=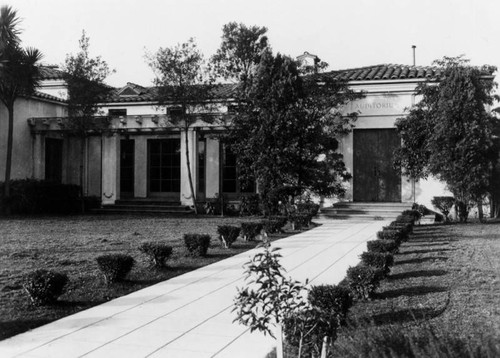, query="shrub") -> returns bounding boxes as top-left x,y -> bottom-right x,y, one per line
389,221 -> 413,235
269,215 -> 288,229
239,194 -> 261,216
367,239 -> 399,254
240,222 -> 263,241
360,251 -> 394,276
346,265 -> 384,300
184,234 -> 211,256
289,213 -> 310,230
308,284 -> 353,325
96,254 -> 135,283
412,202 -> 431,216
22,269 -> 69,305
377,230 -> 405,244
139,242 -> 173,267
395,214 -> 415,225
402,209 -> 422,222
261,219 -> 283,234
297,202 -> 320,218
431,196 -> 455,220
217,225 -> 241,248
